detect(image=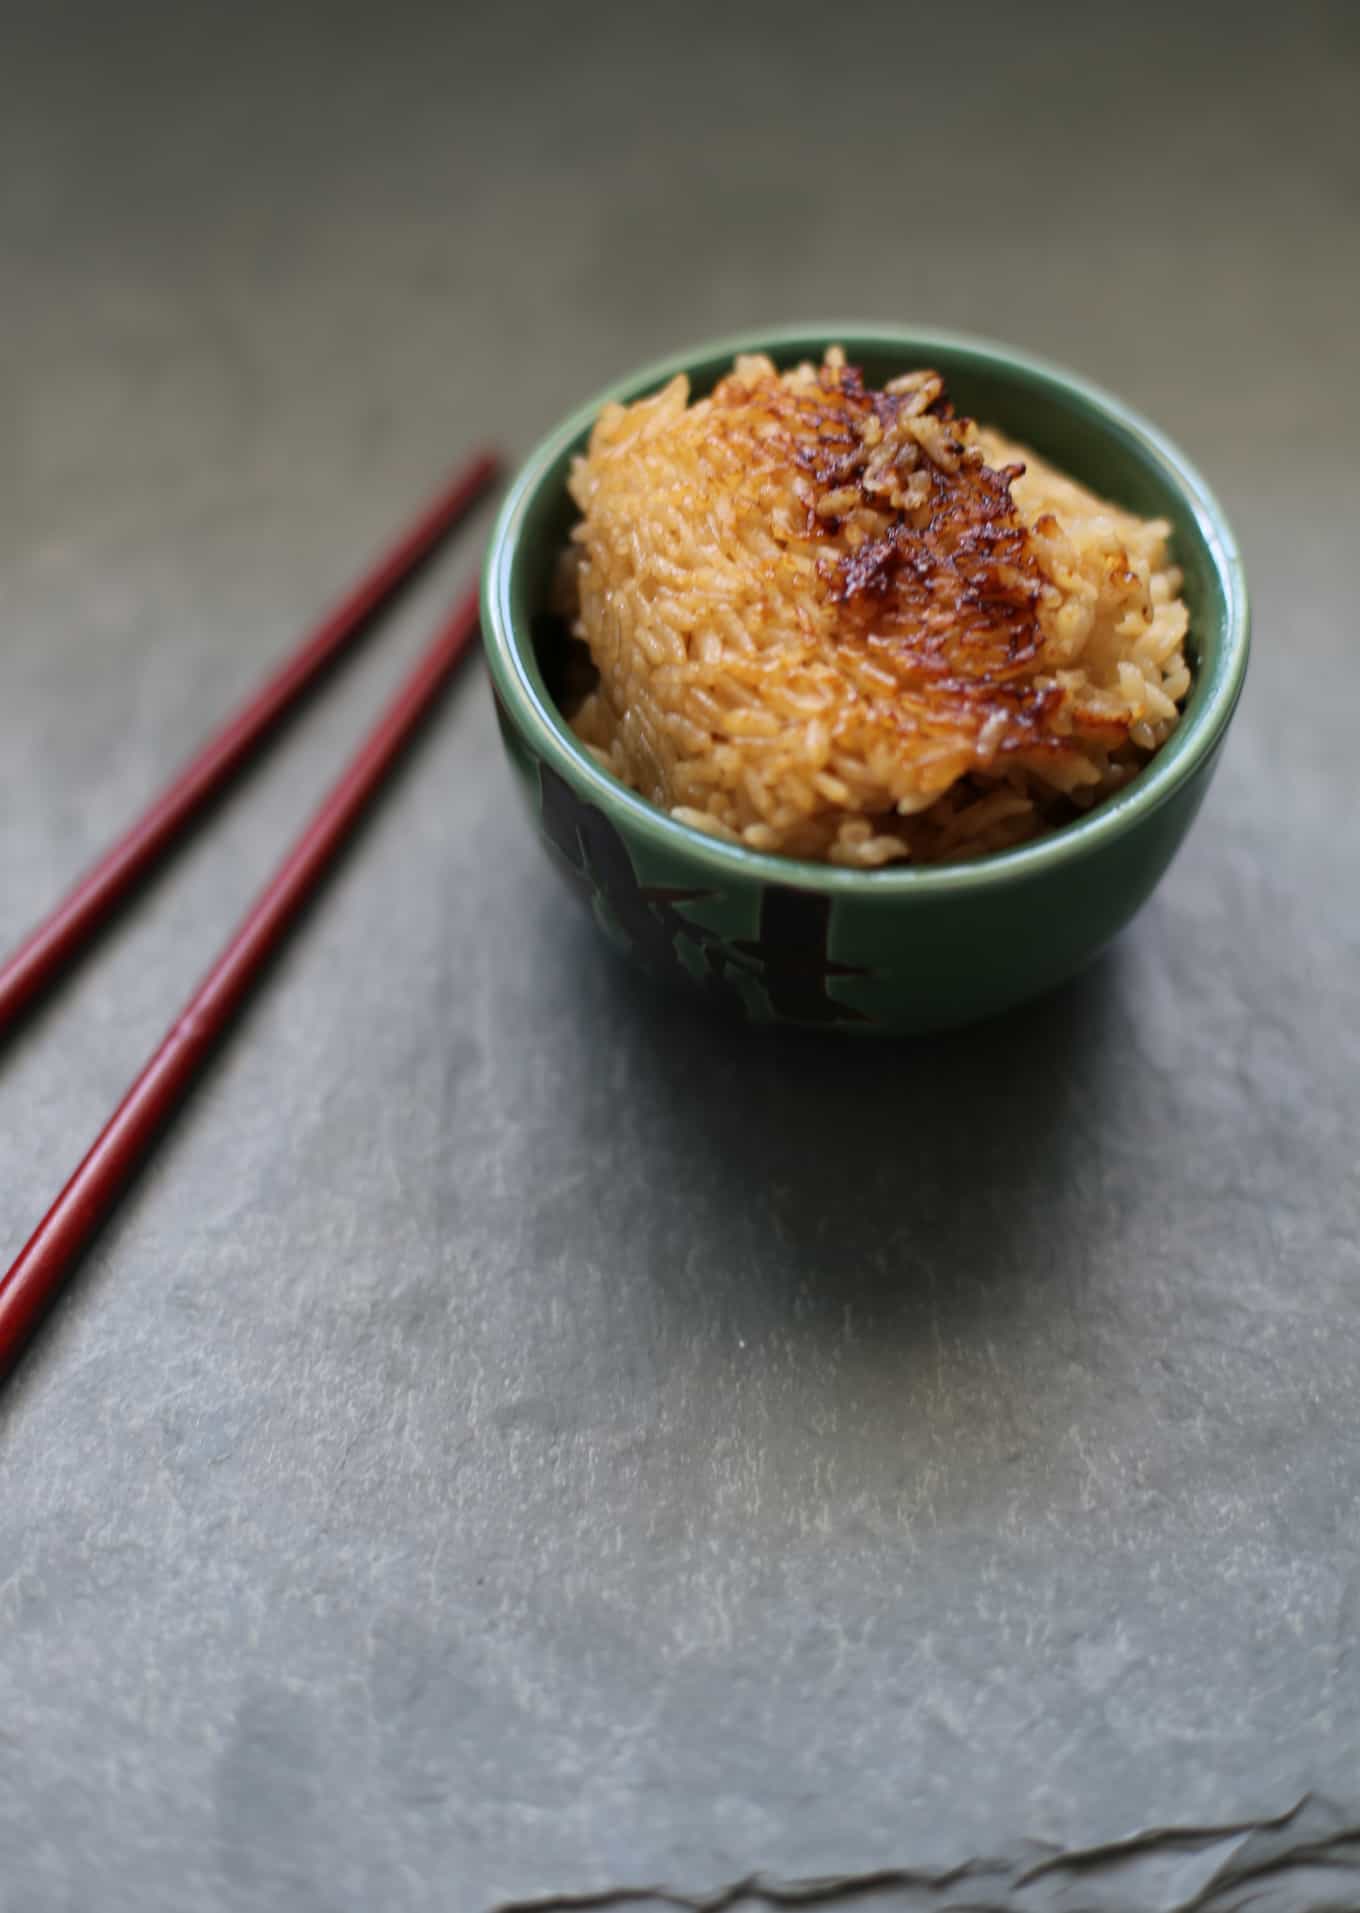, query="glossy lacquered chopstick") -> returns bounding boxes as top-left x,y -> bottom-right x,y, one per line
0,585 -> 482,1381
0,452 -> 498,1038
